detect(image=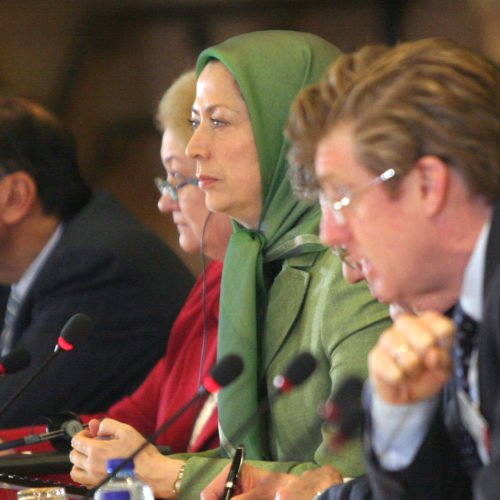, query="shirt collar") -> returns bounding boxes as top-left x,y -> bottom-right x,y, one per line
460,218 -> 491,321
12,224 -> 64,301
